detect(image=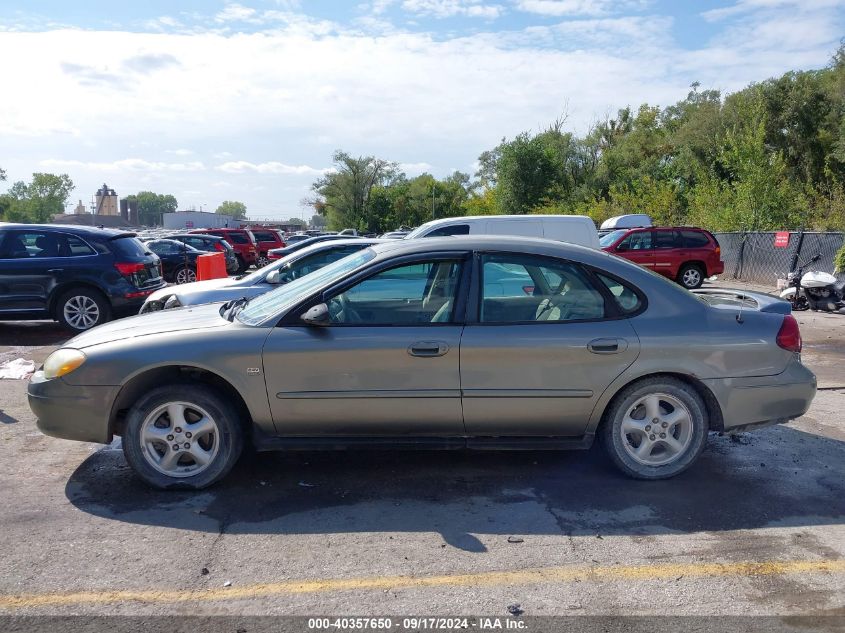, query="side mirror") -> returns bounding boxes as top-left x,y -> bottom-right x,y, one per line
300,303 -> 330,326
615,243 -> 627,253
266,270 -> 281,284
